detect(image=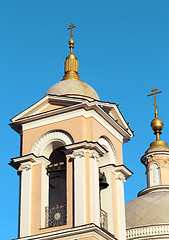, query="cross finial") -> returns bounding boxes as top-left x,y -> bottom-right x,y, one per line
68,23 -> 76,39
147,87 -> 162,118
67,23 -> 76,54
